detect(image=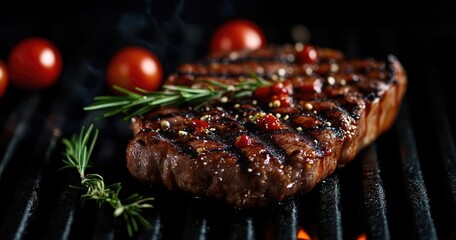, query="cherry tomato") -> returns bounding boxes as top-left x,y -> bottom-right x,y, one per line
8,38 -> 62,90
0,60 -> 8,97
107,46 -> 163,93
210,19 -> 266,52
